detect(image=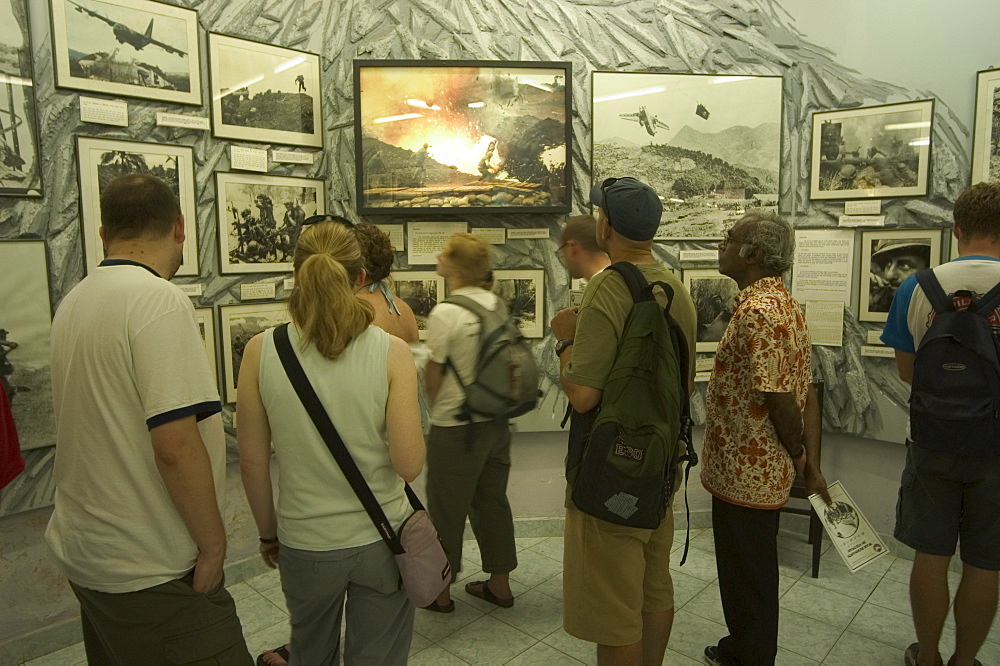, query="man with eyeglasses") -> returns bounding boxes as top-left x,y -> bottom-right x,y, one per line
550,177 -> 696,664
702,211 -> 829,666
